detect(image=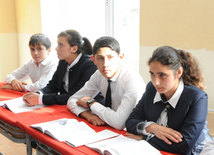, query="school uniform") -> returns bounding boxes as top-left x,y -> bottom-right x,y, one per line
5,56 -> 57,92
67,65 -> 145,130
40,54 -> 98,105
126,81 -> 213,155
